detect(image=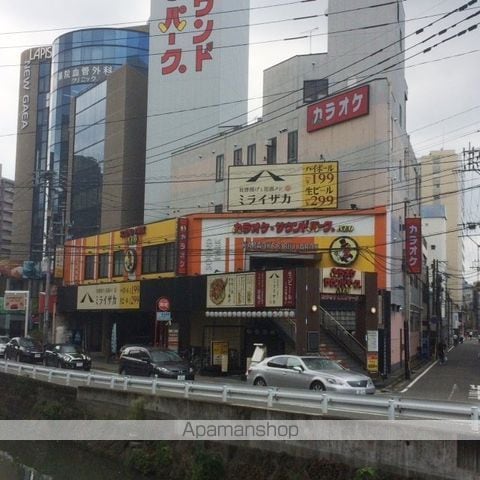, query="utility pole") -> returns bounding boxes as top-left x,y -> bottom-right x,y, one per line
403,200 -> 411,380
42,168 -> 54,343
